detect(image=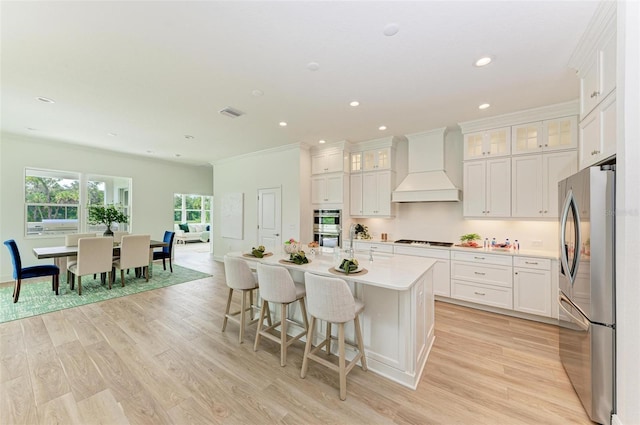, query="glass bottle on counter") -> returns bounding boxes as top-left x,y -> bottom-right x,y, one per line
514,240 -> 520,251
484,238 -> 489,249
491,238 -> 496,247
